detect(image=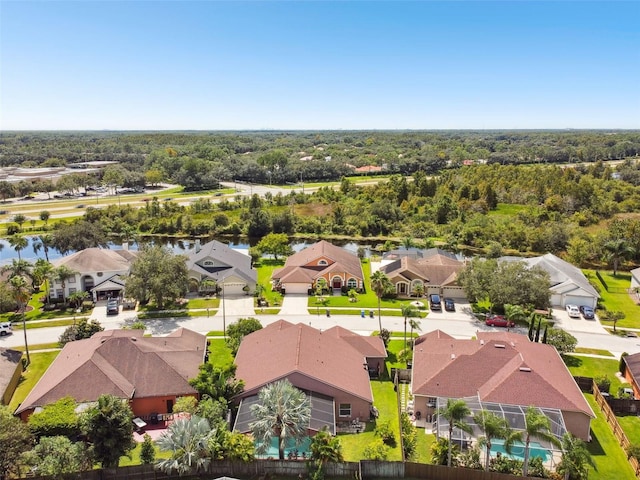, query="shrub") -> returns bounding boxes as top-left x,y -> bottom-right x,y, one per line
140,434 -> 155,464
595,375 -> 611,393
363,438 -> 389,460
378,328 -> 391,347
374,420 -> 396,446
400,412 -> 417,460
